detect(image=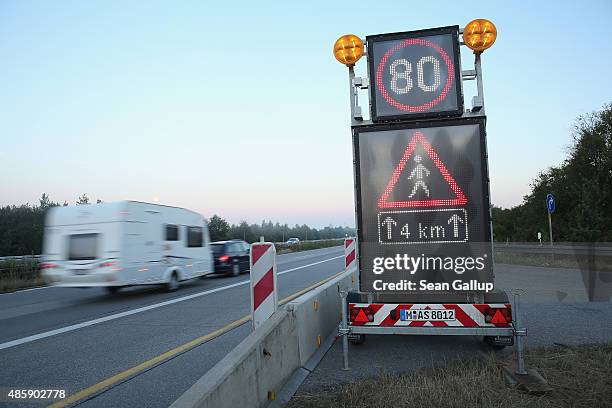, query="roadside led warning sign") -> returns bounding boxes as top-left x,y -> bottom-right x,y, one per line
367,26 -> 463,122
353,118 -> 493,293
